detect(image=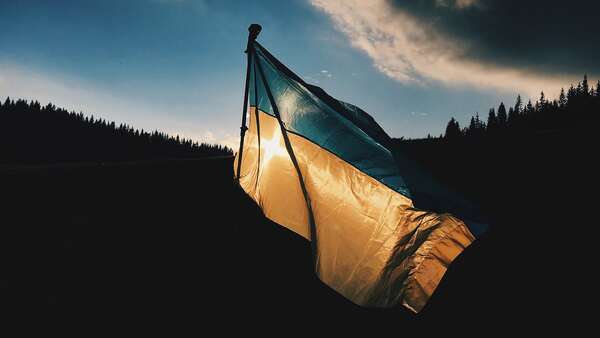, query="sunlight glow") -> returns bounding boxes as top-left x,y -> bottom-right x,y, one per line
261,124 -> 287,165
279,90 -> 299,121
